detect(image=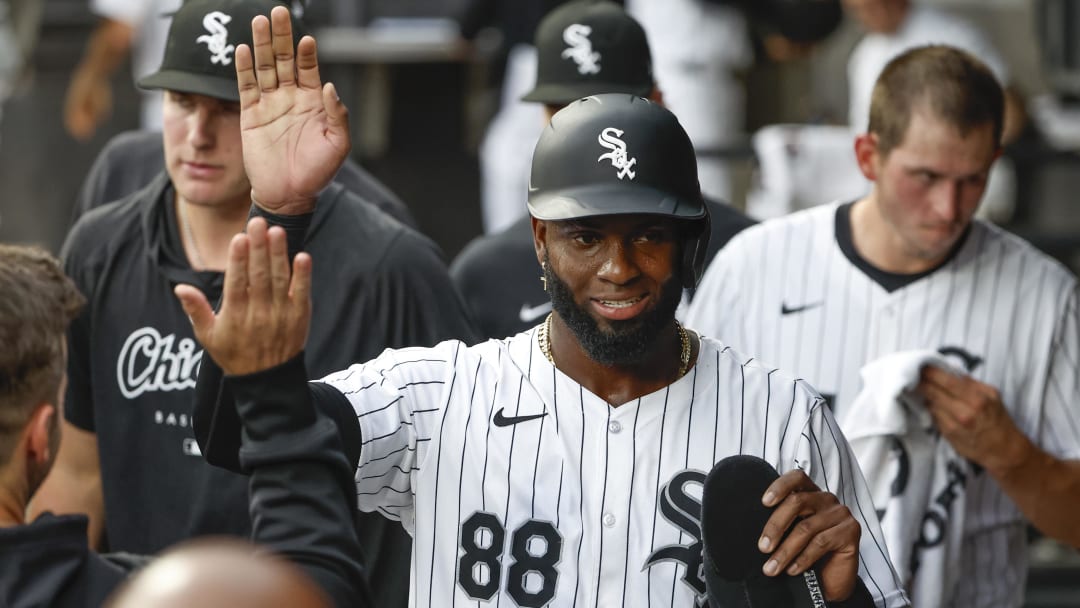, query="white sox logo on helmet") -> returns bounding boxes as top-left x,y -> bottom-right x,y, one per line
561,24 -> 601,75
597,127 -> 637,180
196,11 -> 235,65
